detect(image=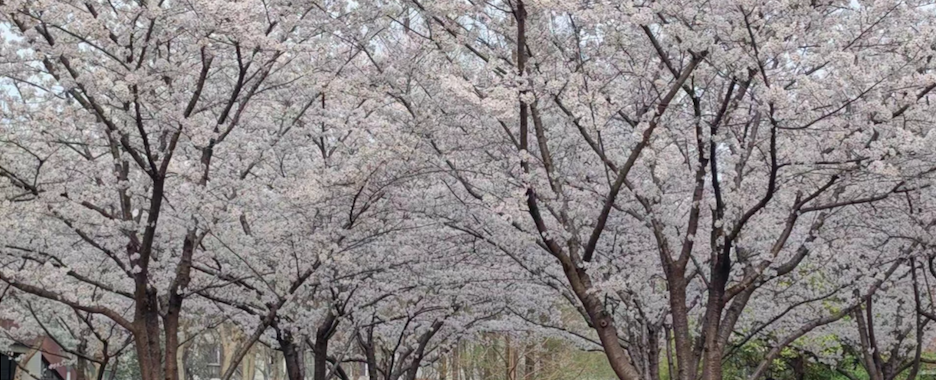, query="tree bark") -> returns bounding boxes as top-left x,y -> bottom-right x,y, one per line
359,327 -> 379,380
272,349 -> 285,380
855,308 -> 882,380
75,337 -> 90,380
664,324 -> 675,380
566,263 -> 642,380
666,262 -> 697,380
791,354 -> 805,380
133,291 -> 165,380
403,321 -> 443,380
276,326 -> 305,380
314,313 -> 338,380
648,327 -> 661,380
